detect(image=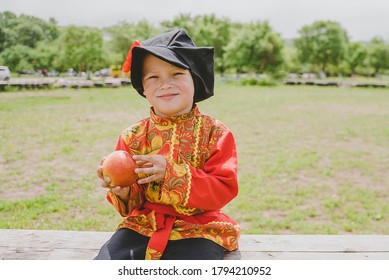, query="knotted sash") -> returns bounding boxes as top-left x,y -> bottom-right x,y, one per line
132,202 -> 223,259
